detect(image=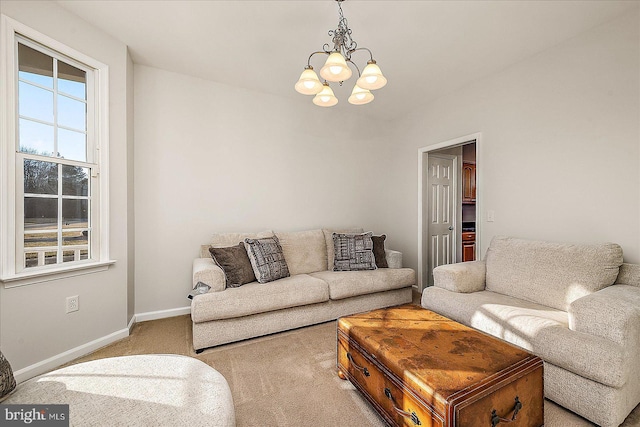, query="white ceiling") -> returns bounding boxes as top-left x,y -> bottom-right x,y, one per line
57,0 -> 636,121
